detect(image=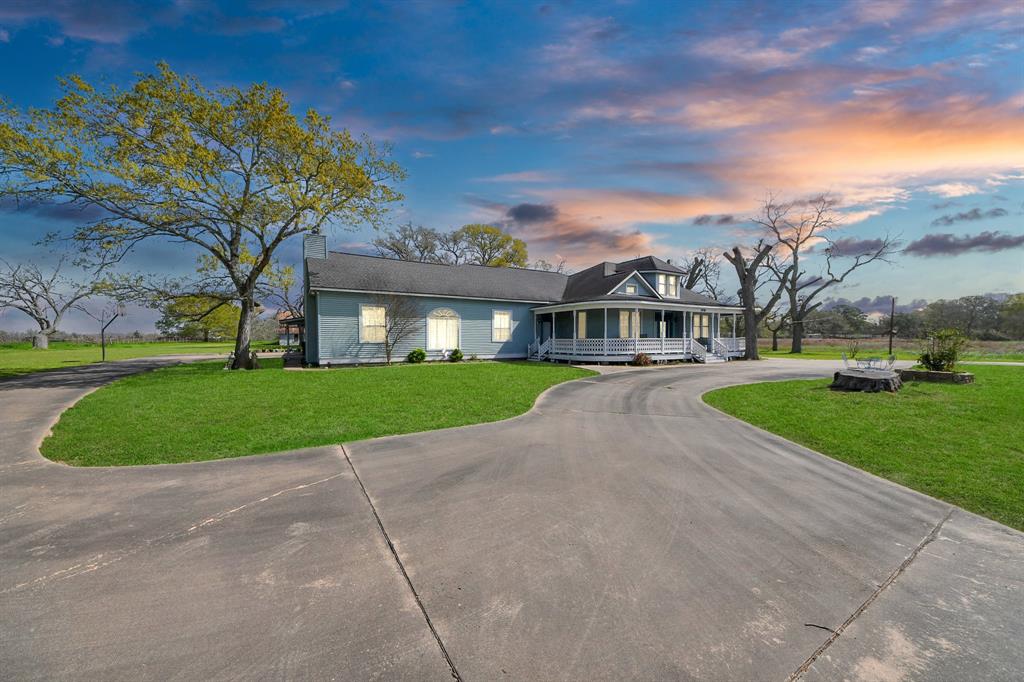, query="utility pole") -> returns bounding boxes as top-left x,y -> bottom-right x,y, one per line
888,296 -> 896,355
